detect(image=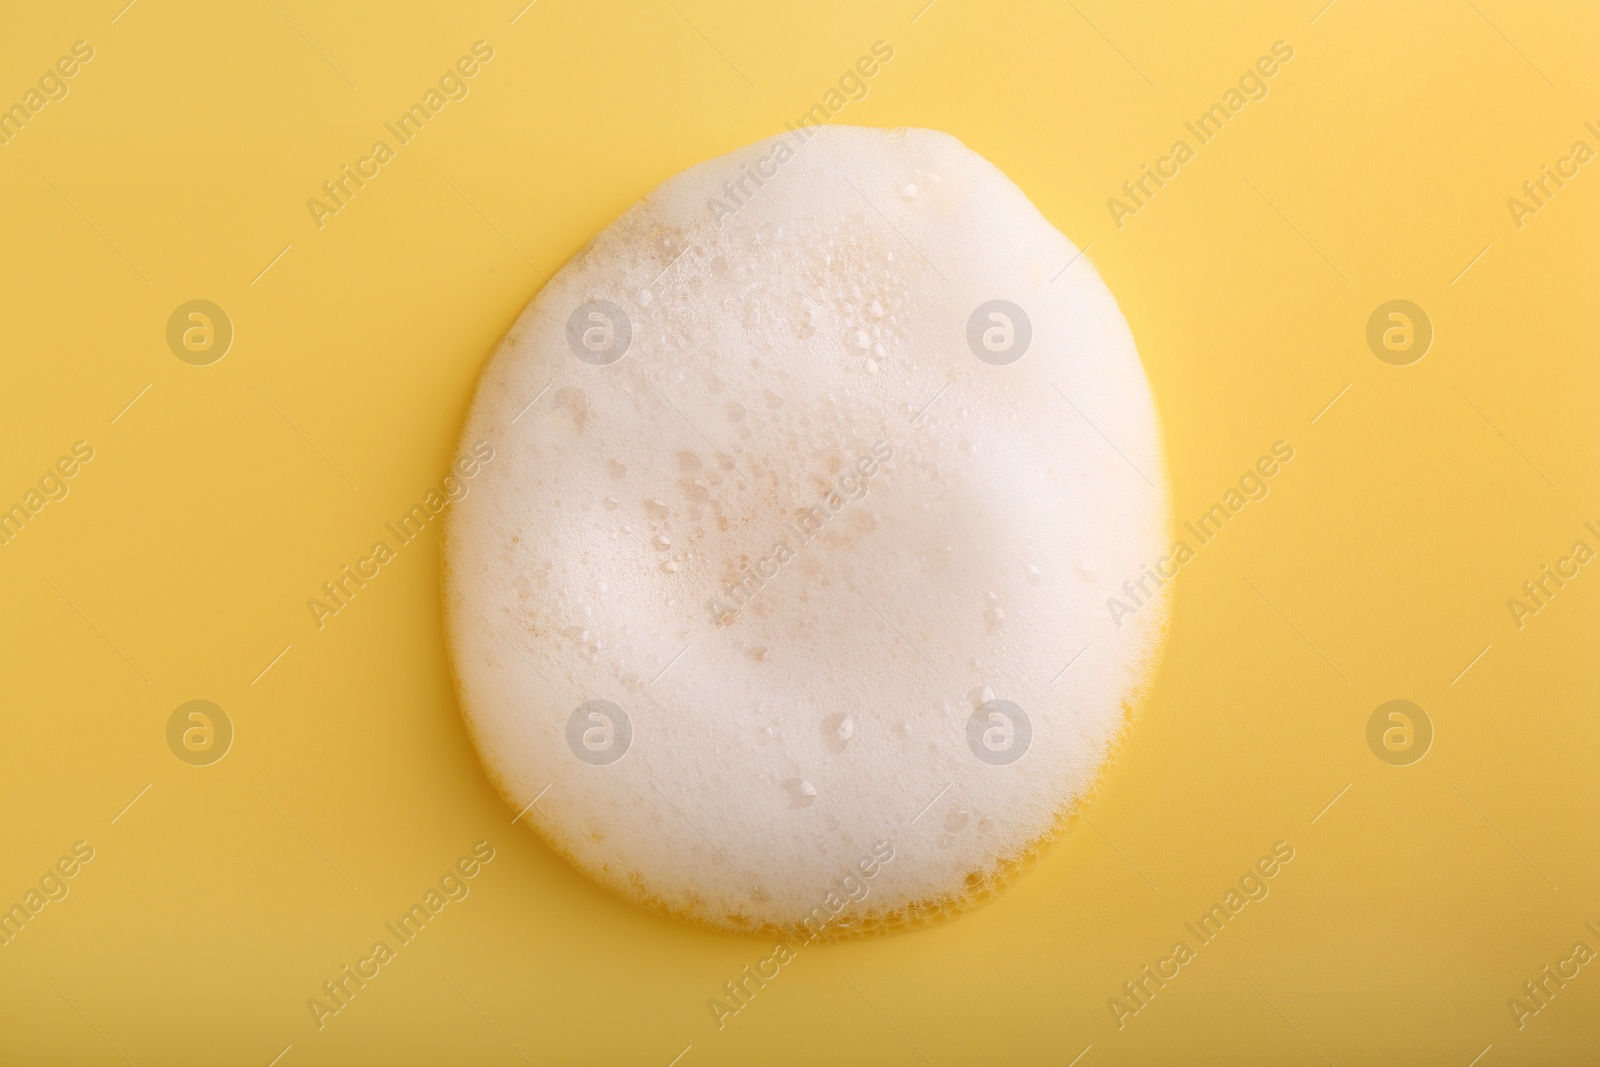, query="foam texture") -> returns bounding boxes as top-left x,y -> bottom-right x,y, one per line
444,126 -> 1169,938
